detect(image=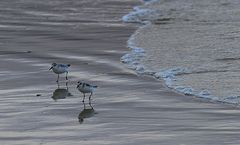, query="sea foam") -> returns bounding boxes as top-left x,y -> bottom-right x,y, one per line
121,0 -> 159,75
121,35 -> 149,74
122,1 -> 160,23
121,0 -> 240,105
